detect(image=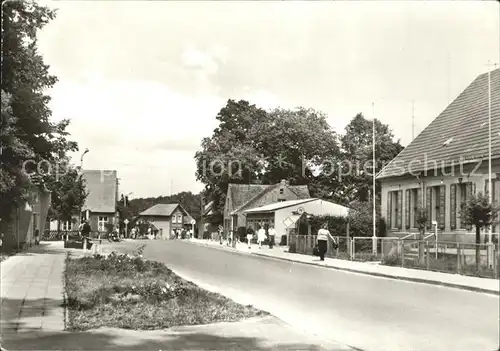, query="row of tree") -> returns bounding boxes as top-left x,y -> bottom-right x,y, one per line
1,2 -> 87,228
194,99 -> 404,220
